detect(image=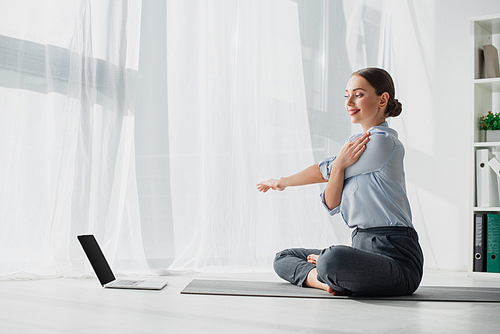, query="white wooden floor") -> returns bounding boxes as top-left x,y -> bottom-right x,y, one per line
1,270 -> 500,334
